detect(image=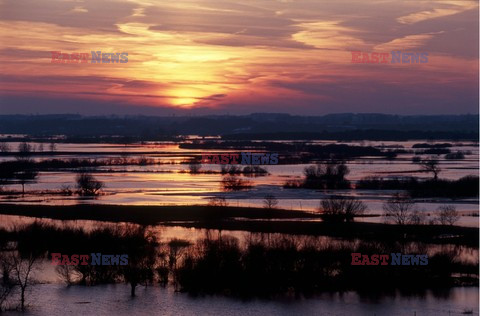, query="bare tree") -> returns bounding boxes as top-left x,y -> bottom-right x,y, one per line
76,172 -> 104,196
411,156 -> 421,164
303,162 -> 350,189
221,176 -> 252,191
383,194 -> 417,225
55,265 -> 81,286
0,143 -> 10,153
319,196 -> 367,222
206,197 -> 228,207
121,225 -> 158,297
0,254 -> 15,312
221,165 -> 241,175
15,143 -> 33,162
263,195 -> 279,209
437,205 -> 460,226
167,239 -> 192,289
17,142 -> 32,155
409,209 -> 426,225
8,252 -> 40,311
15,169 -> 39,195
421,158 -> 441,180
49,142 -> 56,152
